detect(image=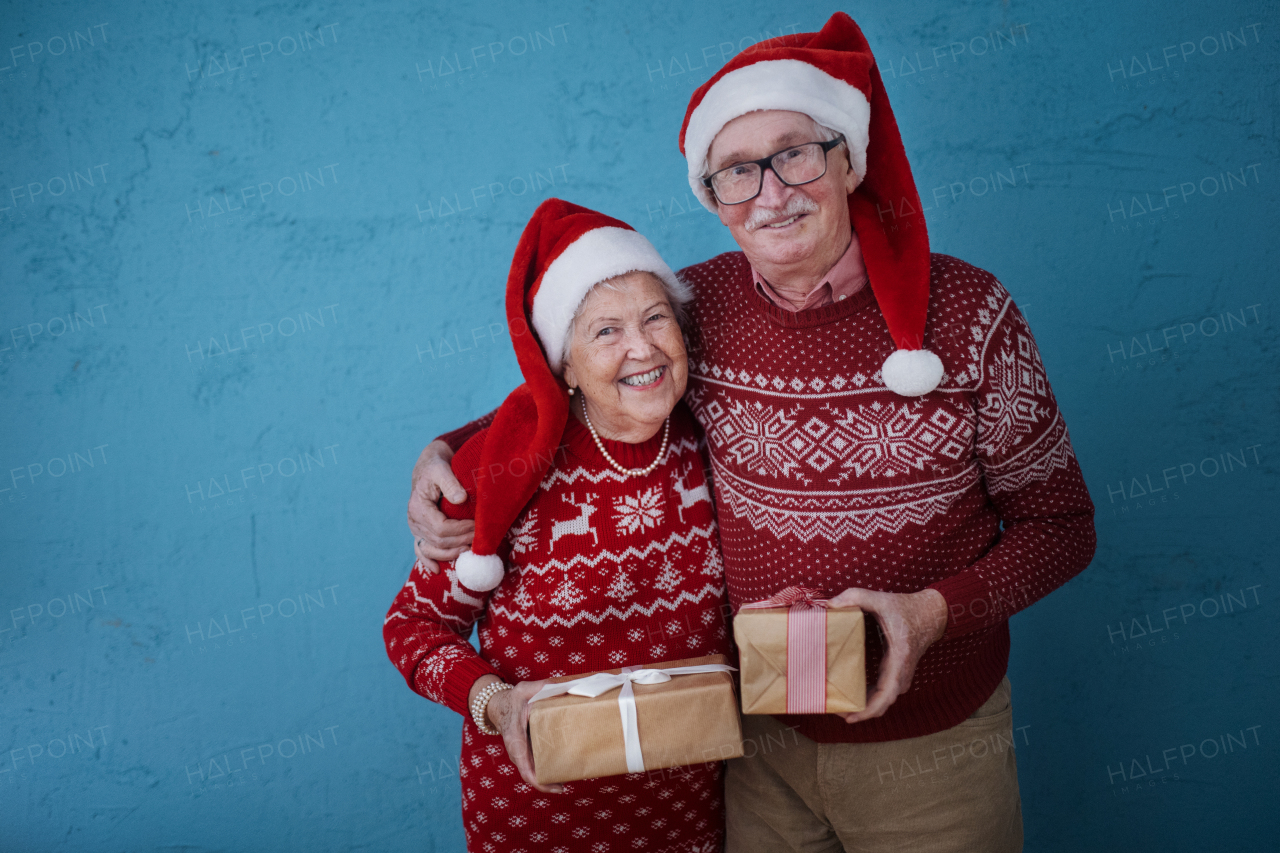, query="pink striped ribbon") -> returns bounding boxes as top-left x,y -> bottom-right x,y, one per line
741,587 -> 828,714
